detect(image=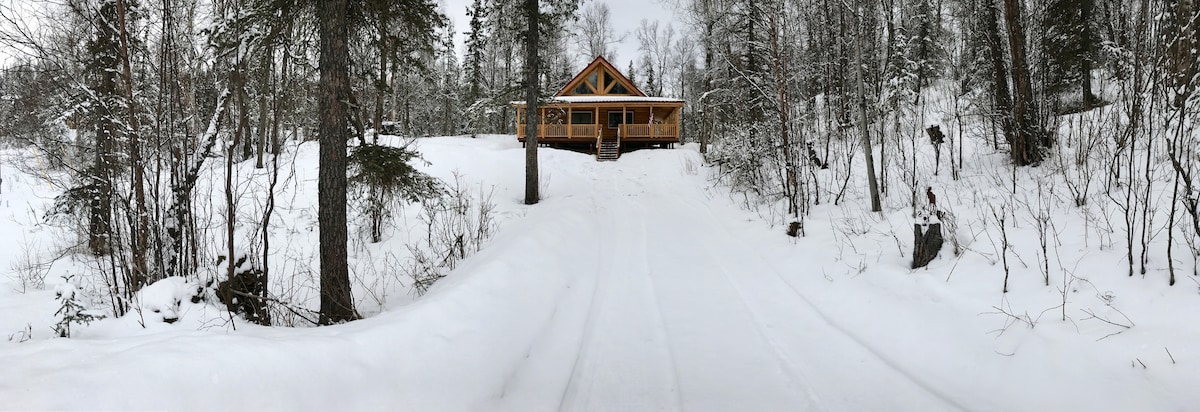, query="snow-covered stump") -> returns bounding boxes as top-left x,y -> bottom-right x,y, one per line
912,212 -> 944,269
